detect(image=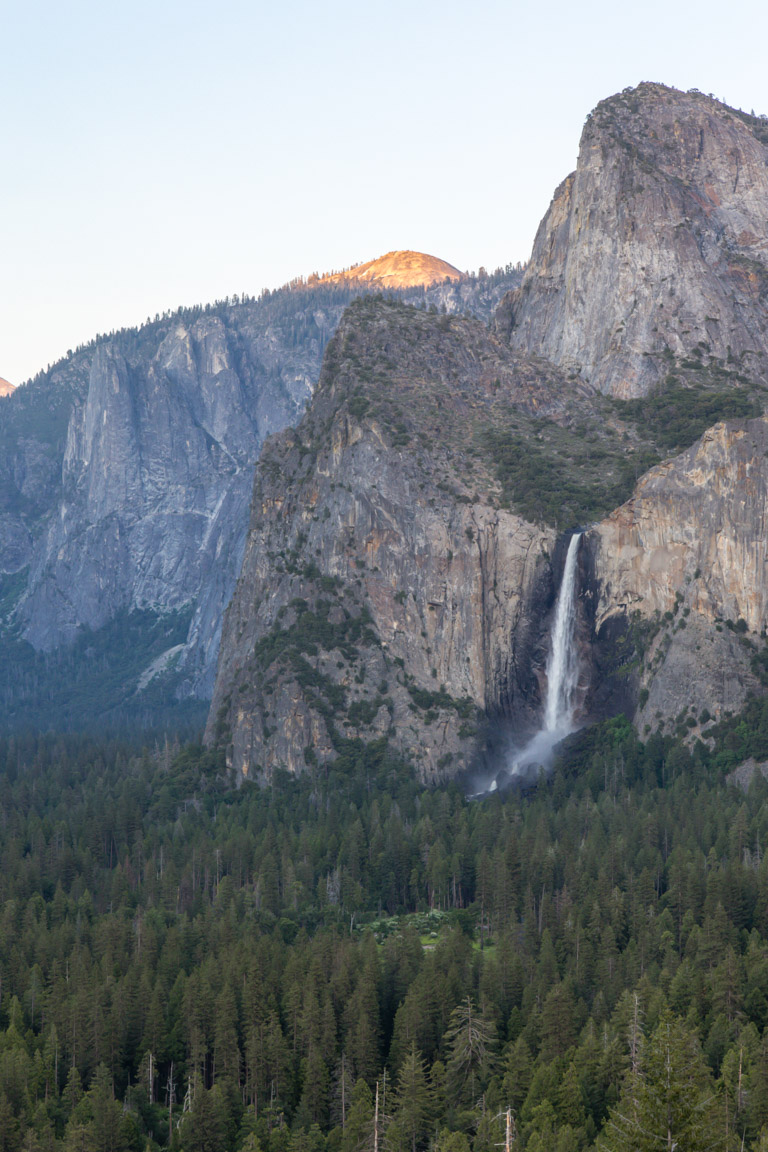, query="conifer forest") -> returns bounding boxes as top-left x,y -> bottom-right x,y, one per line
3,705 -> 768,1150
